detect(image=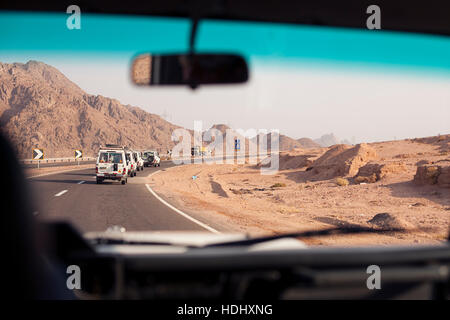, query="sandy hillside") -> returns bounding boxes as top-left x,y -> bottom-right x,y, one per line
150,135 -> 450,246
0,60 -> 188,158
